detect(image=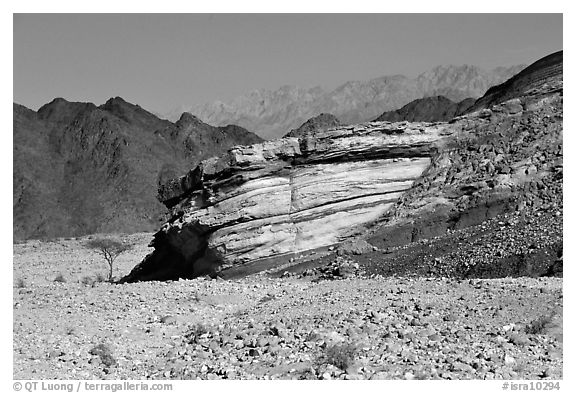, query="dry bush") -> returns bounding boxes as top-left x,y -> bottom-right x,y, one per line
184,323 -> 209,344
80,272 -> 107,286
316,342 -> 357,371
54,273 -> 66,283
80,276 -> 93,285
89,343 -> 117,367
525,315 -> 553,335
94,272 -> 107,283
